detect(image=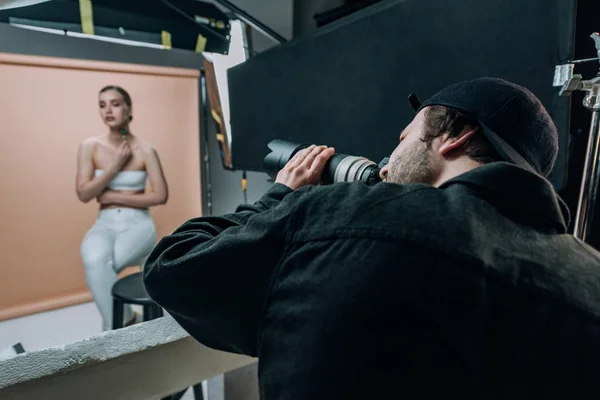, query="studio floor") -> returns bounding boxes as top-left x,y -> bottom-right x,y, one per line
0,302 -> 200,400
